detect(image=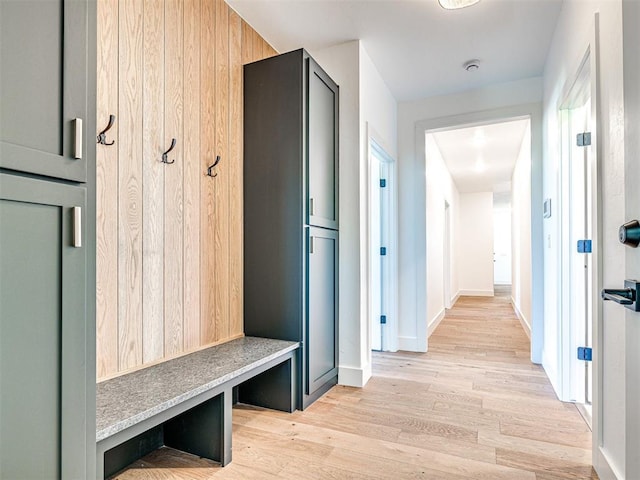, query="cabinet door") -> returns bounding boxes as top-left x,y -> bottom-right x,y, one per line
307,58 -> 338,230
306,227 -> 338,395
0,174 -> 88,479
0,0 -> 89,182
